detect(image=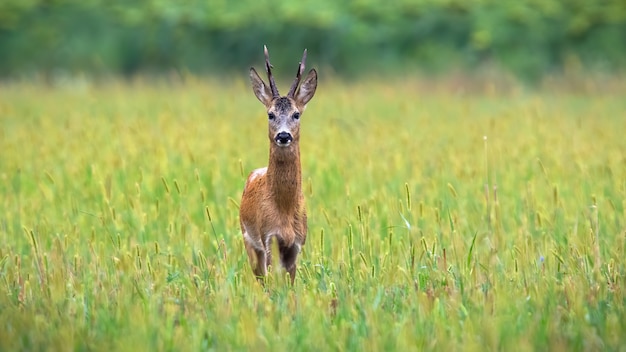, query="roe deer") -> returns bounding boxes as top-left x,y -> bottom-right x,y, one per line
240,46 -> 317,285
